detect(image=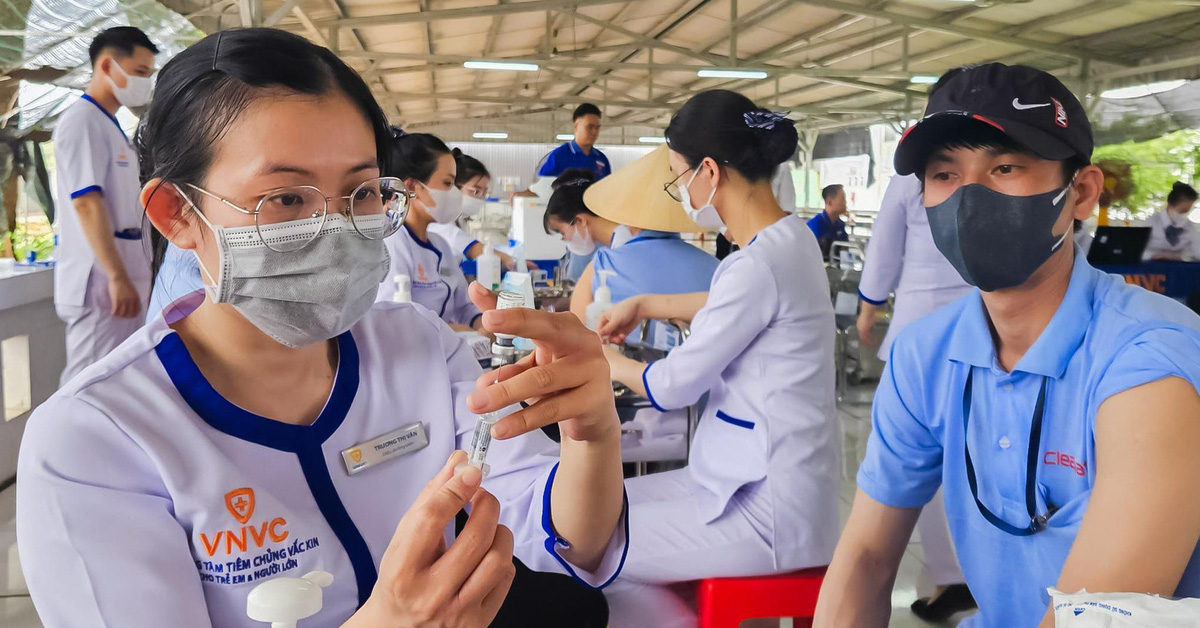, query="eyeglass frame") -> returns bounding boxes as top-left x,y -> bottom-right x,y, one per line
179,177 -> 413,252
663,159 -> 728,203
